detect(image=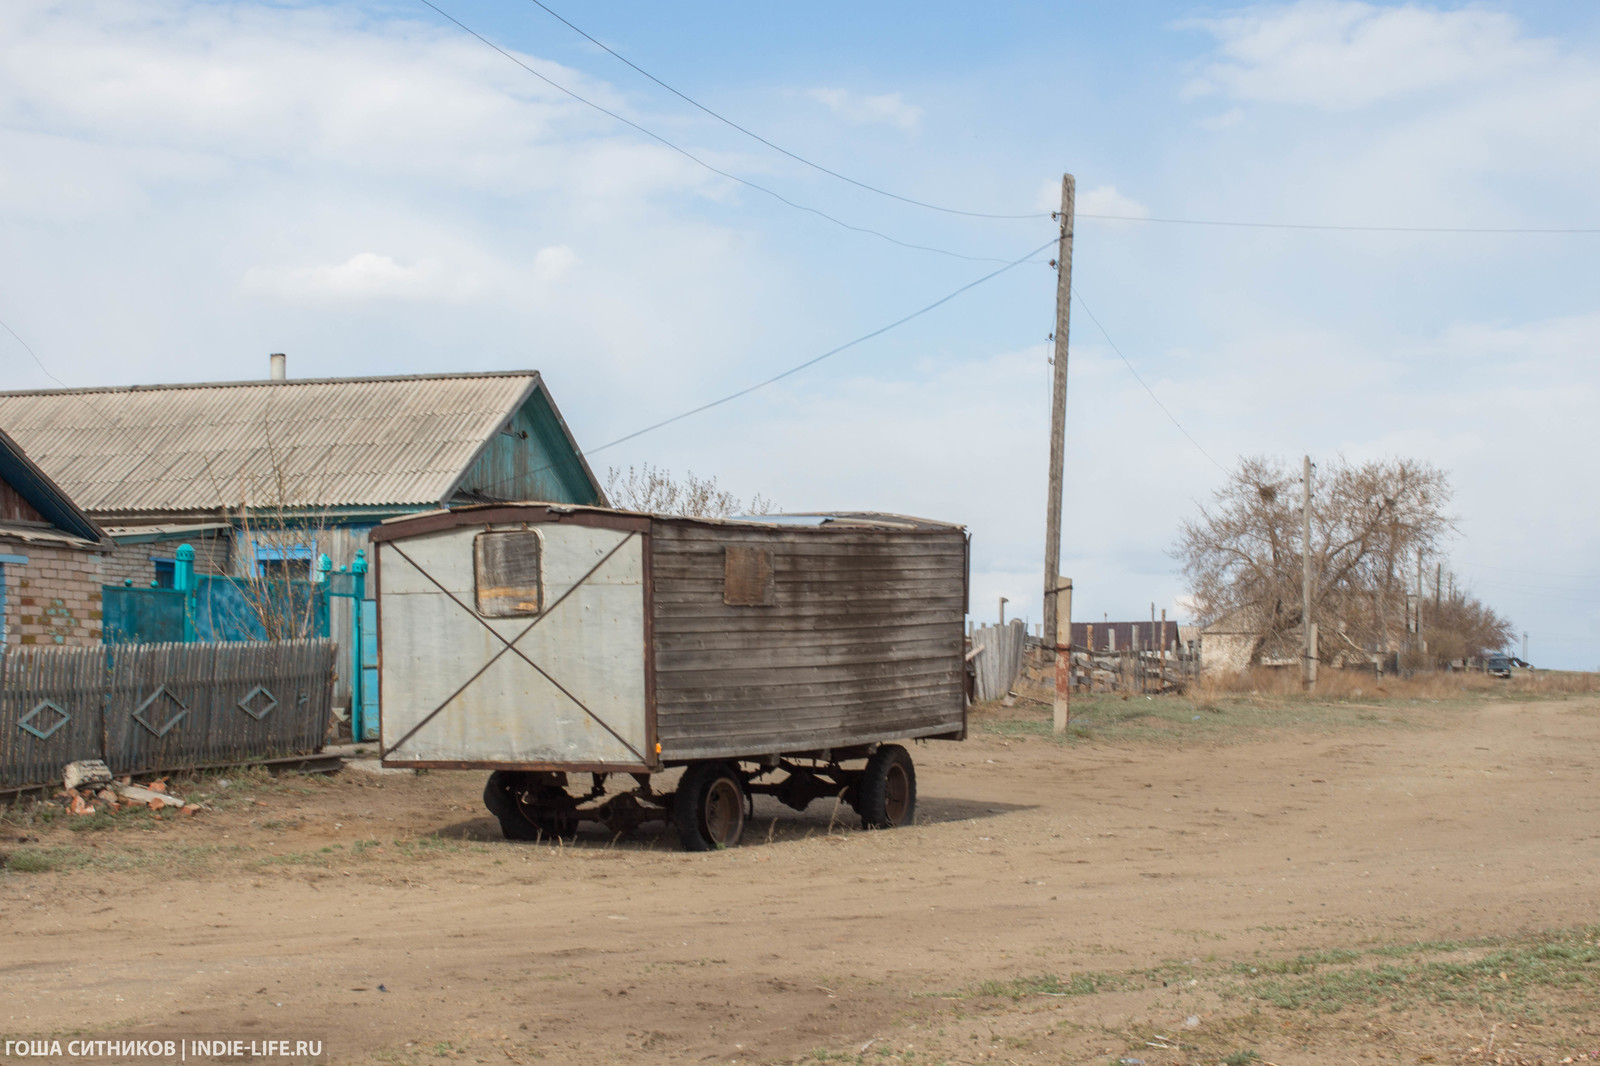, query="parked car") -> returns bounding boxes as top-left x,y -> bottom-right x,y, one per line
1484,654 -> 1514,678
